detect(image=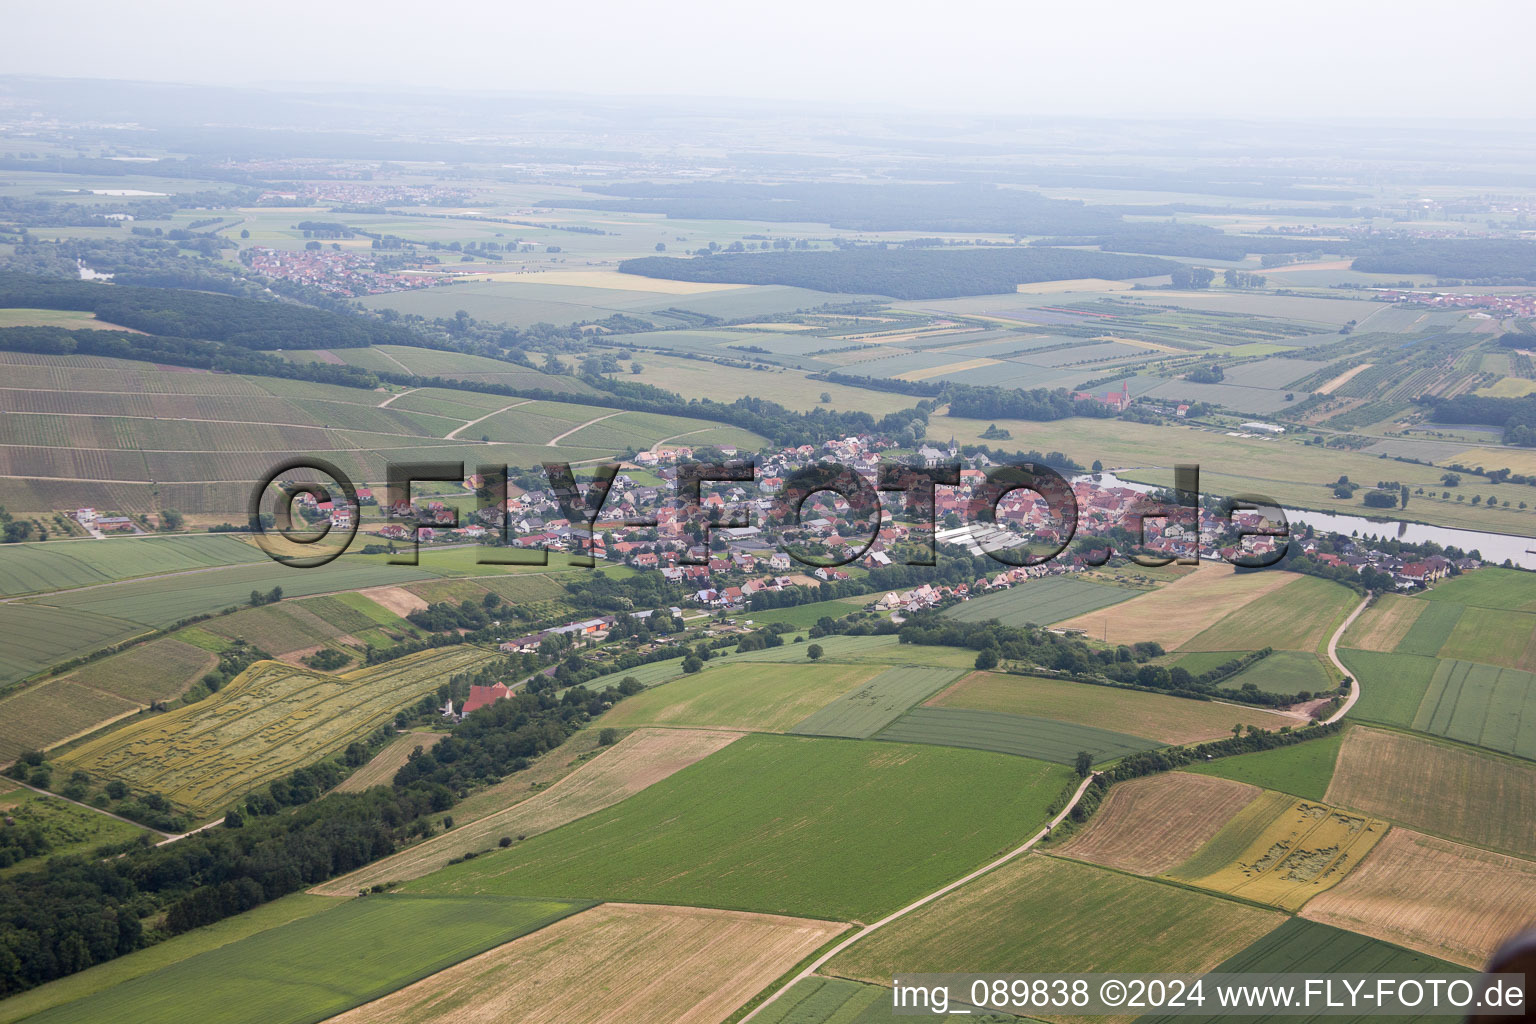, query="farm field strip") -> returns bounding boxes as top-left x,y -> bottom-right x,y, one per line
1178,576 -> 1358,653
1053,564 -> 1299,649
334,732 -> 445,794
1323,726 -> 1536,859
1411,658 -> 1536,758
314,727 -> 741,895
1335,649 -> 1438,728
595,662 -> 888,733
320,902 -> 846,1024
58,647 -> 496,817
1131,918 -> 1465,1024
0,677 -> 144,763
1167,796 -> 1389,911
1300,828 -> 1536,968
1339,593 -> 1425,652
927,670 -> 1298,745
789,666 -> 965,739
825,854 -> 1284,1024
1184,730 -> 1346,802
942,576 -> 1138,627
16,895 -> 588,1024
875,706 -> 1162,765
402,734 -> 1072,922
1057,772 -> 1262,876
